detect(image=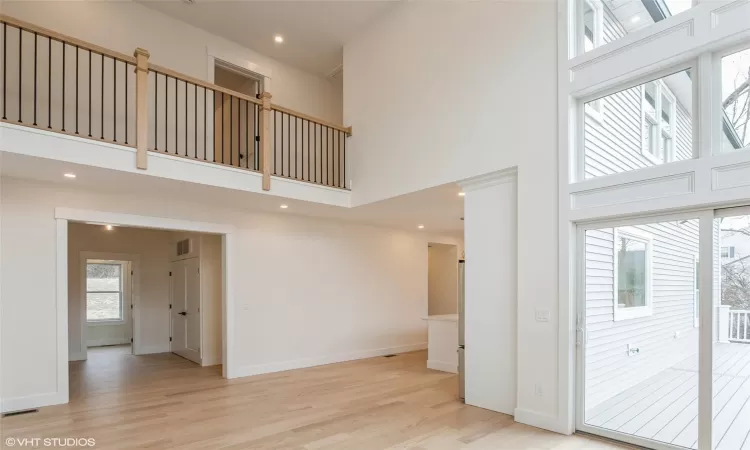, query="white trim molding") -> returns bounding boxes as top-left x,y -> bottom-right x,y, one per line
458,167 -> 518,193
